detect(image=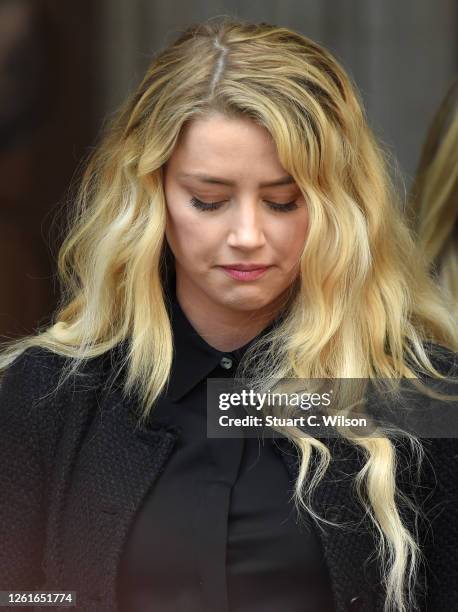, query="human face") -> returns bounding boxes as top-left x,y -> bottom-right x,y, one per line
163,113 -> 308,319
